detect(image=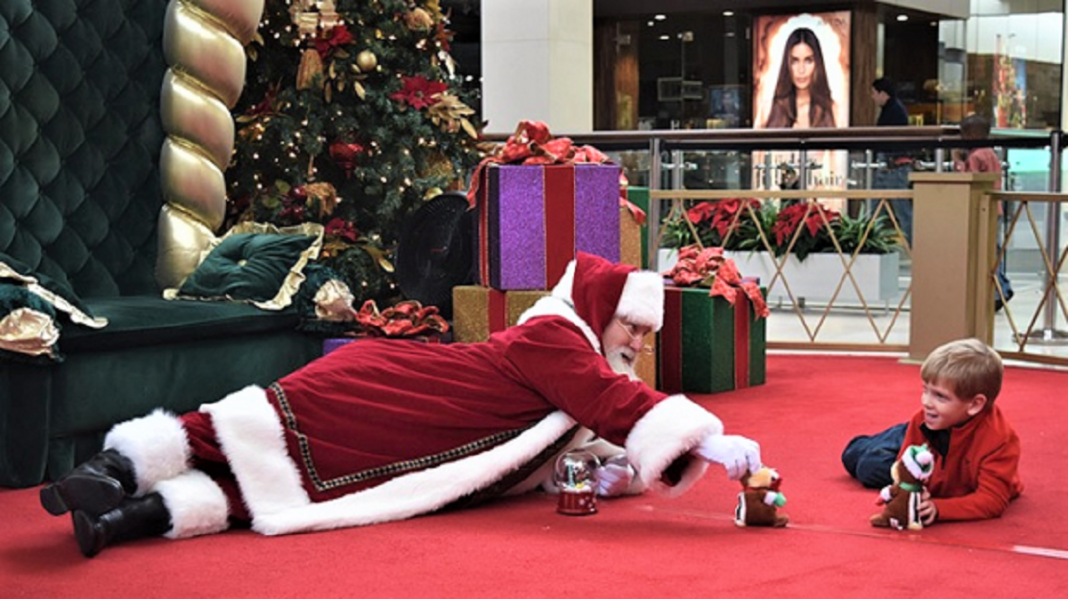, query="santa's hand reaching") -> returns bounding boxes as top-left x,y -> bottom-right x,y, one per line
595,459 -> 635,497
693,434 -> 761,480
